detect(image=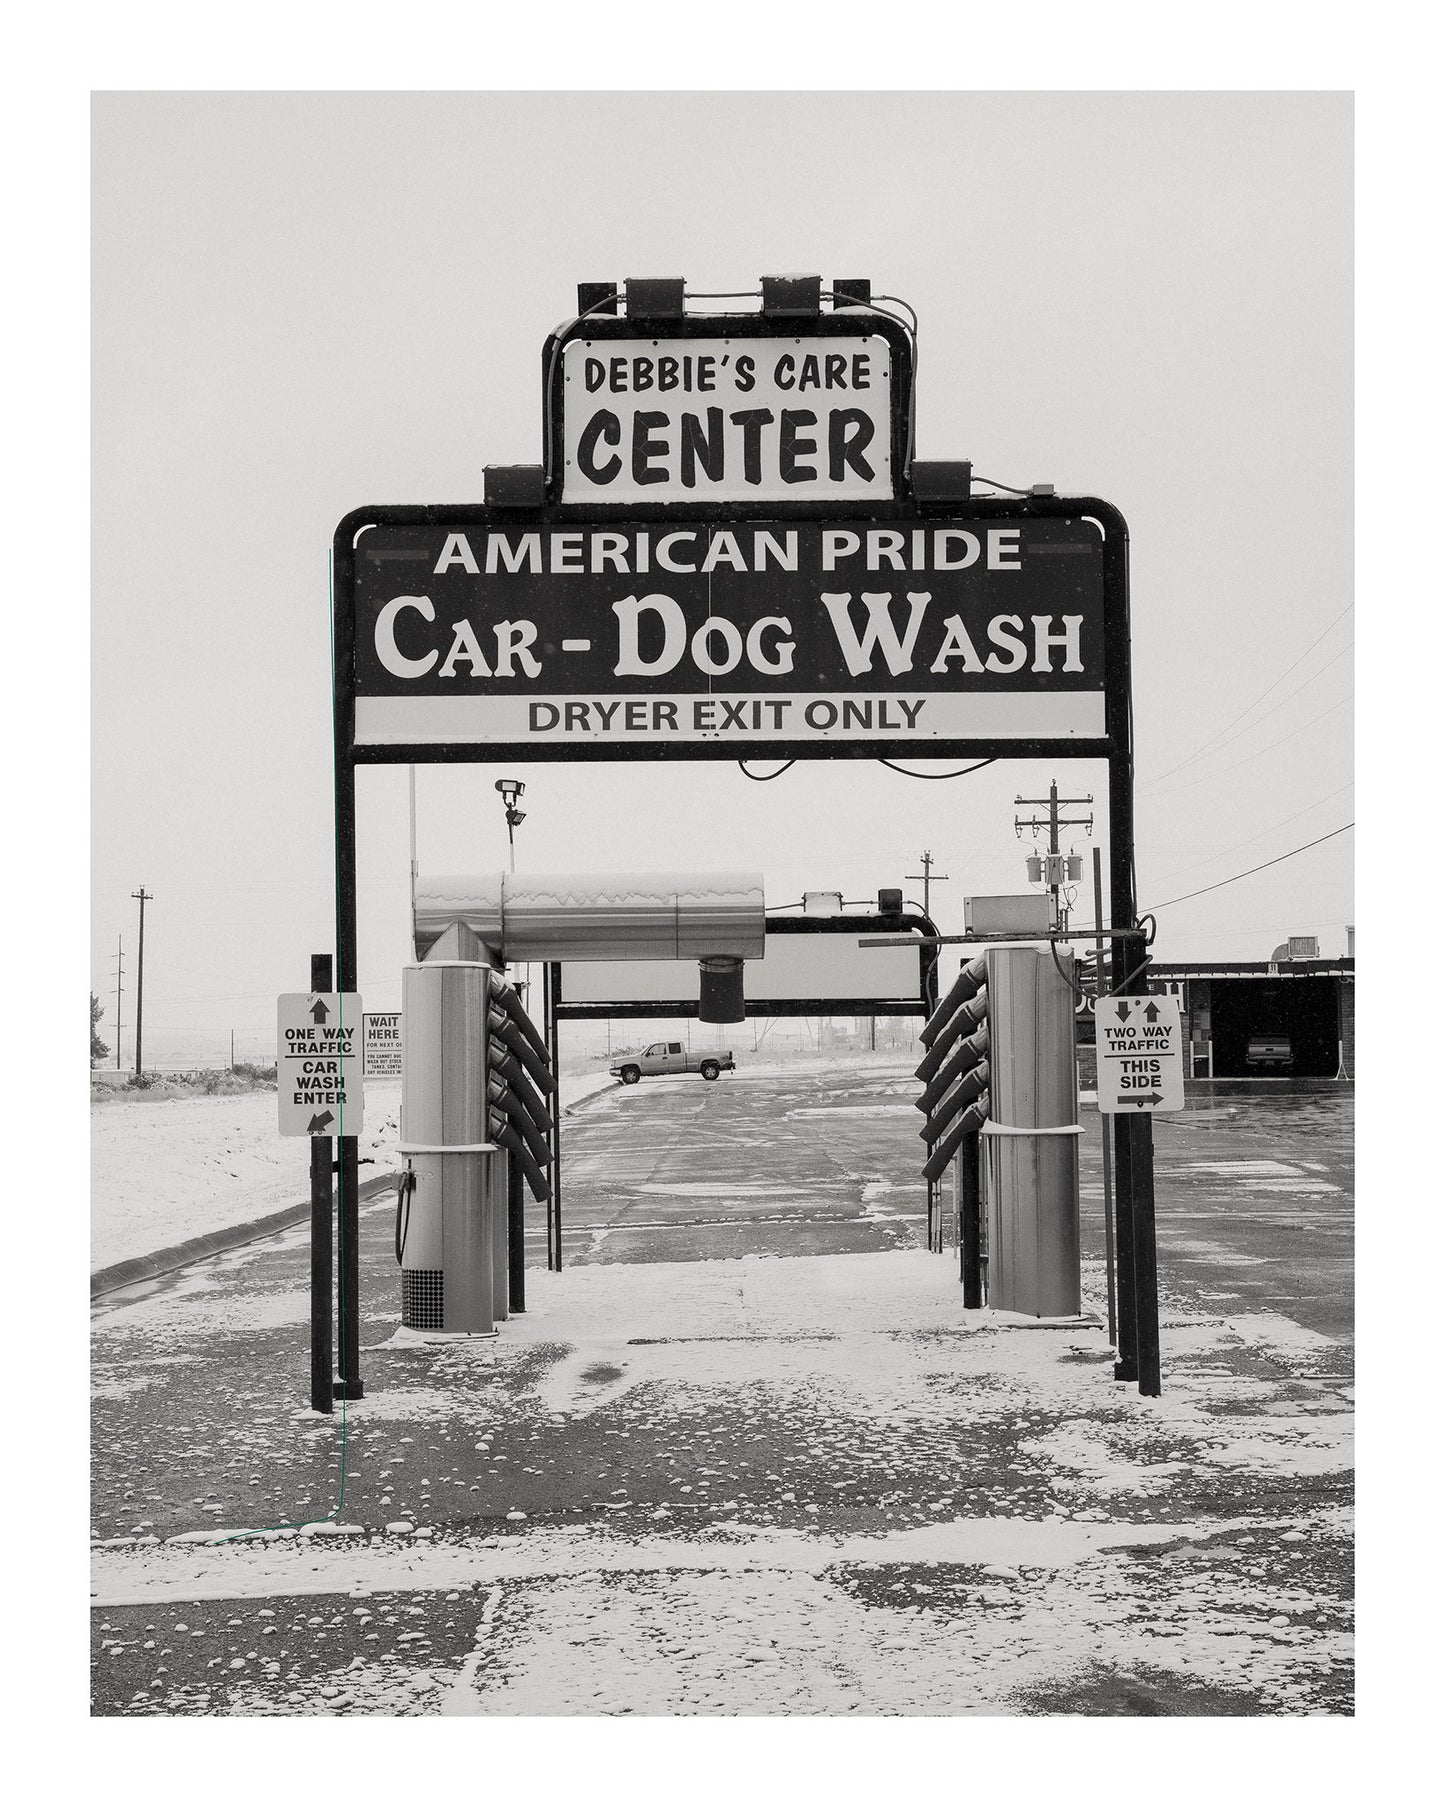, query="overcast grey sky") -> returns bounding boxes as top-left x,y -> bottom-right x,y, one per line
90,91 -> 1352,1058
